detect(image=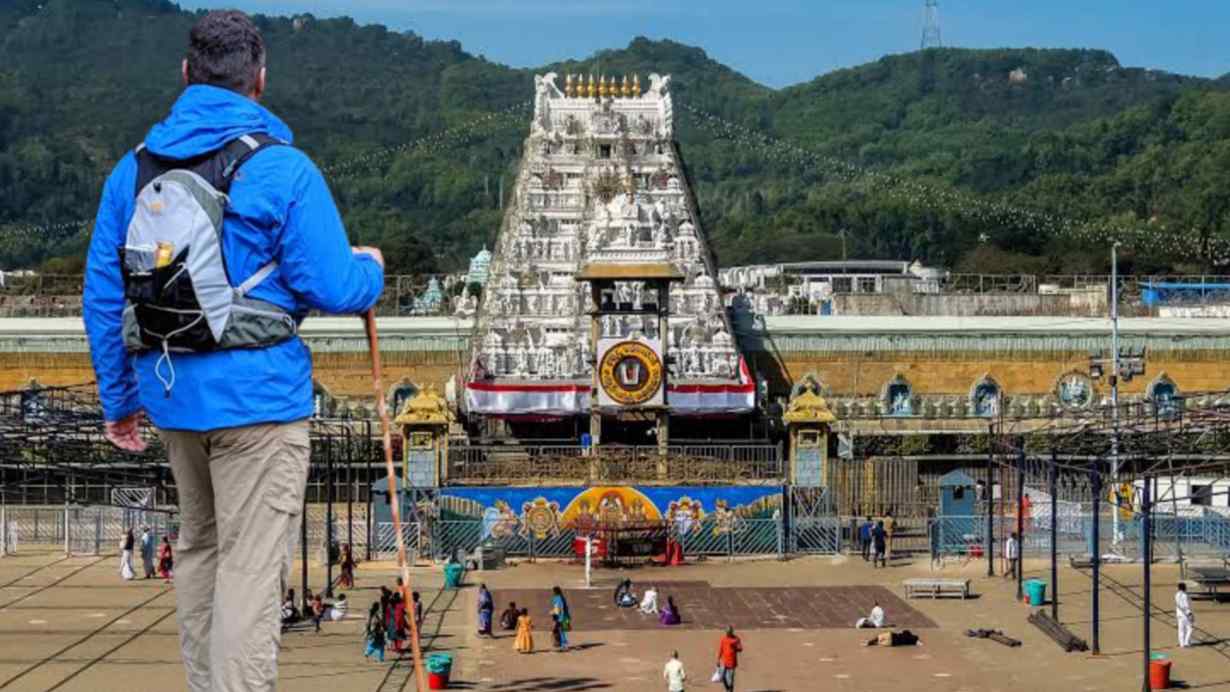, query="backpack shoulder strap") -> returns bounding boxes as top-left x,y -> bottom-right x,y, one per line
215,133 -> 285,194
133,143 -> 172,198
131,134 -> 286,198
